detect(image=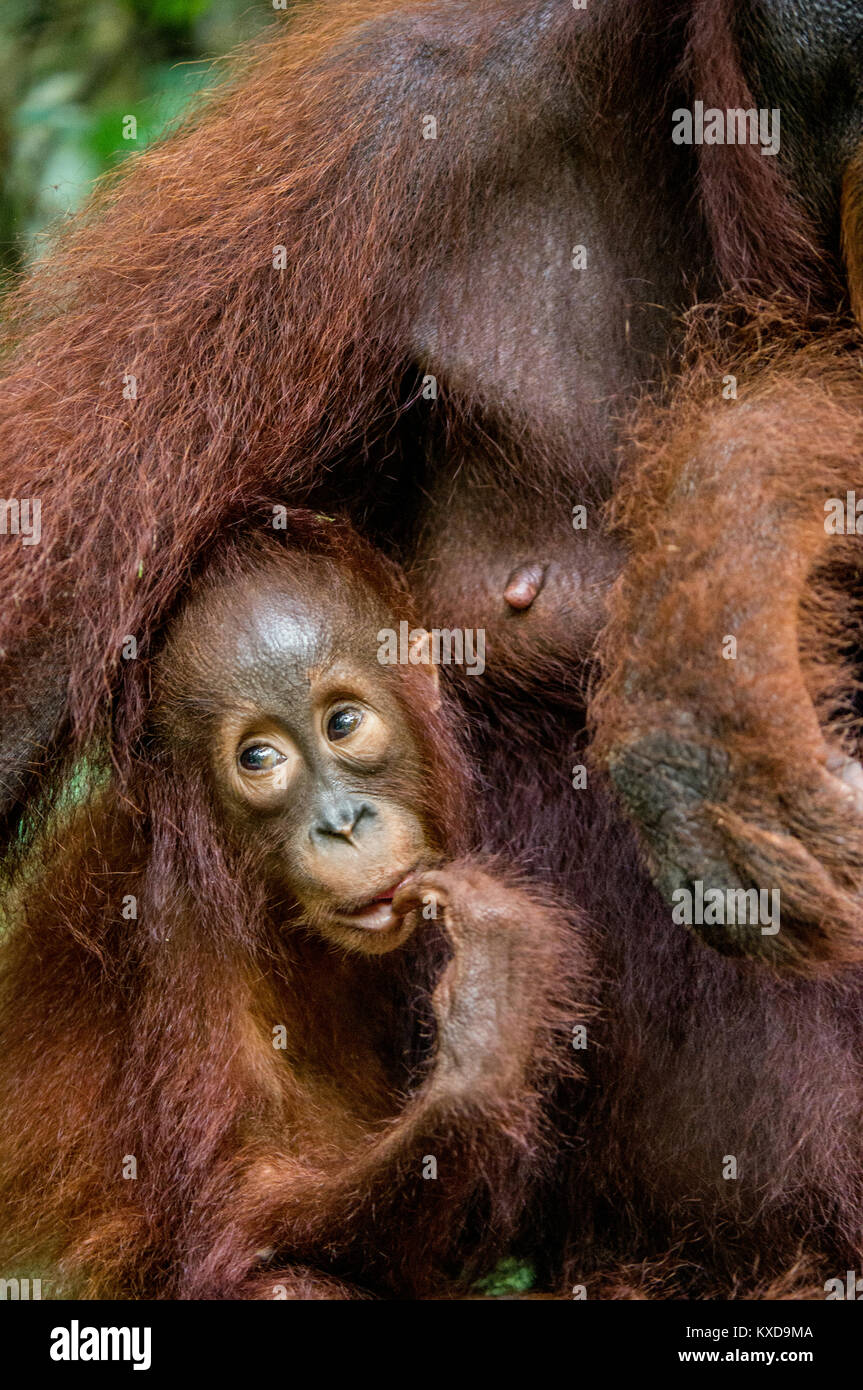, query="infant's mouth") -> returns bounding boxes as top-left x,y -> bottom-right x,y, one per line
337,875 -> 413,932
